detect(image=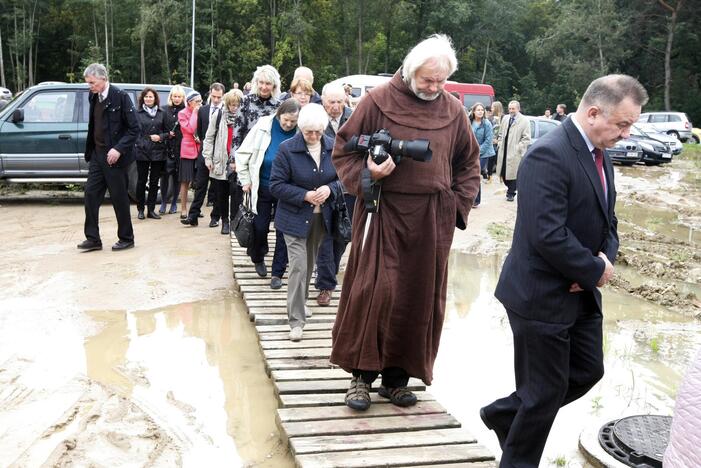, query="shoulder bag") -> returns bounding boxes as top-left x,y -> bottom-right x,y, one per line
232,192 -> 255,247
